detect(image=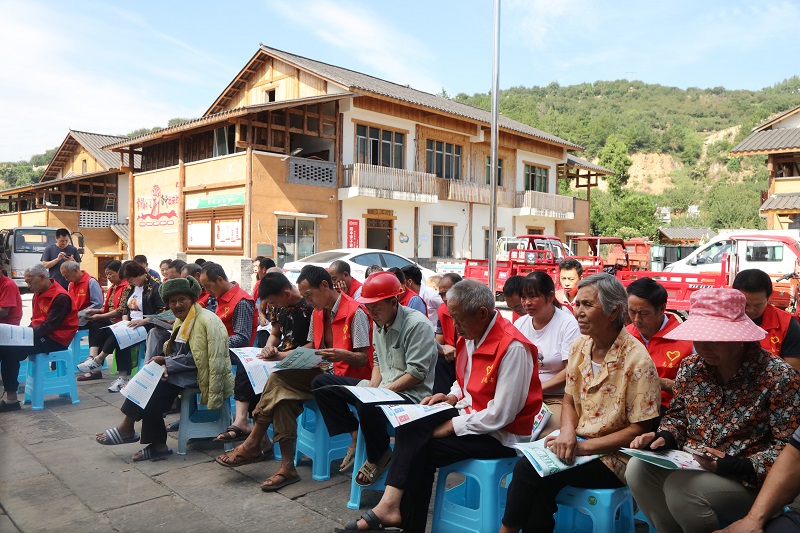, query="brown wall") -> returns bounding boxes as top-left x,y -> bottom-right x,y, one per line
555,198 -> 591,255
